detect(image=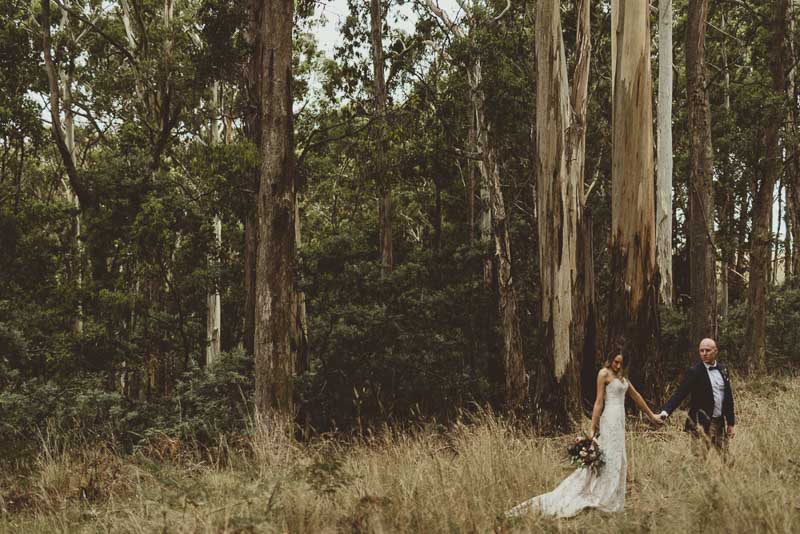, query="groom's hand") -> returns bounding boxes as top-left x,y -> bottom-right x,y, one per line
726,425 -> 735,439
